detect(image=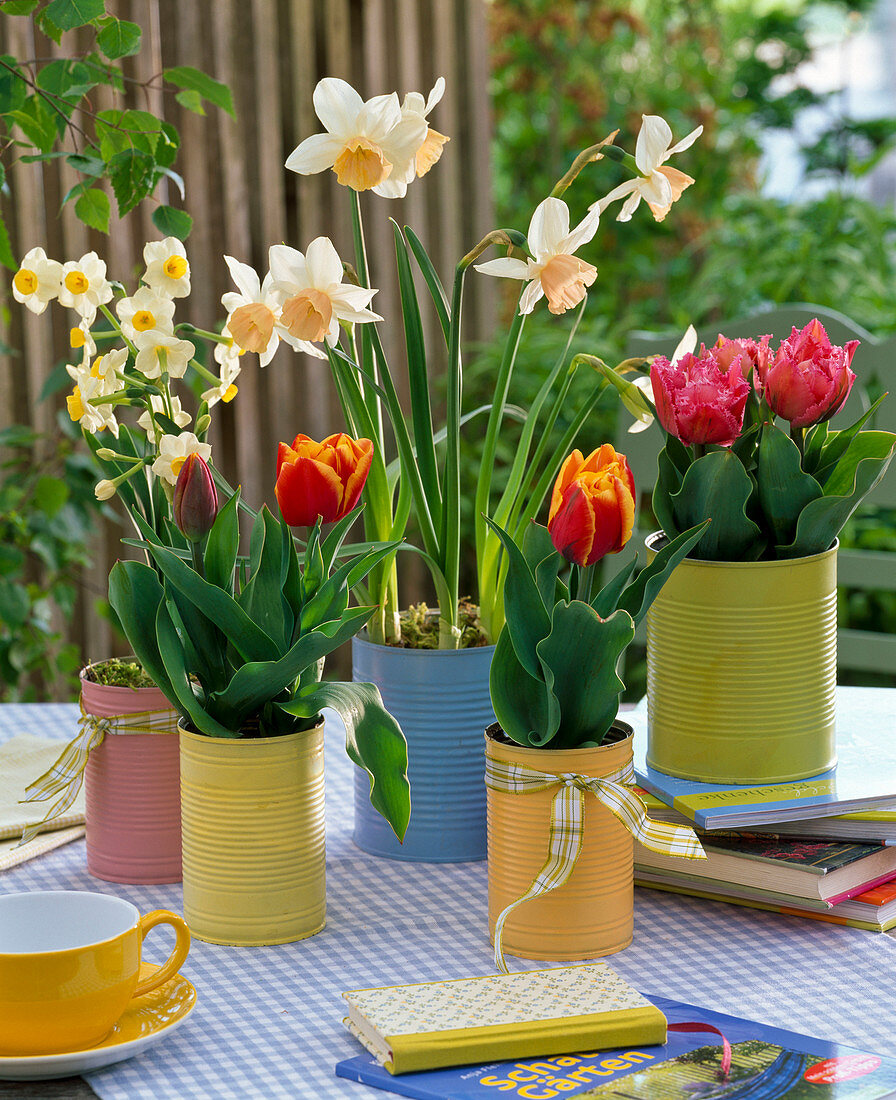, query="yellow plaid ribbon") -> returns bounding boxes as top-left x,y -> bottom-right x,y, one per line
485,754 -> 706,973
18,704 -> 178,846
